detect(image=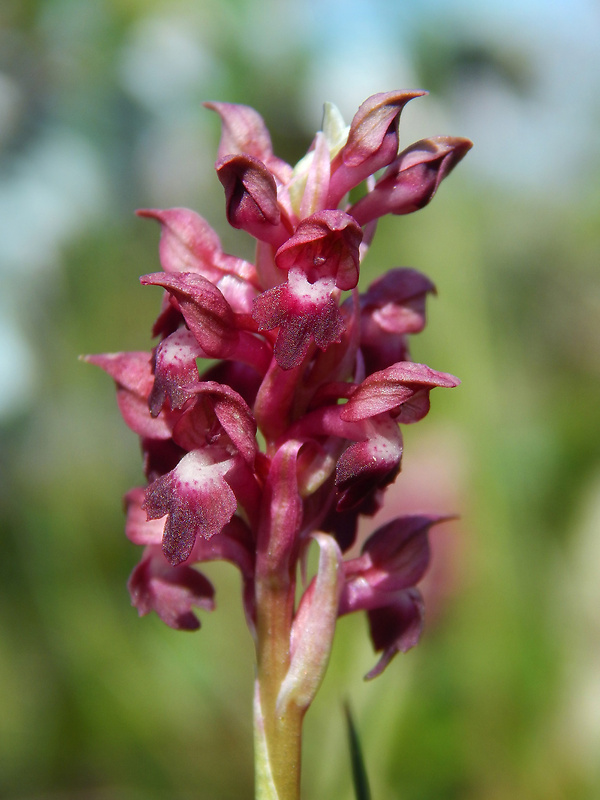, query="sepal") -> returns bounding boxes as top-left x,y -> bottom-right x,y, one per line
205,101 -> 292,183
171,382 -> 258,466
340,361 -> 460,423
360,515 -> 436,591
83,352 -> 174,439
274,210 -> 362,290
341,515 -> 444,607
149,328 -> 204,416
137,207 -> 257,285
